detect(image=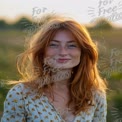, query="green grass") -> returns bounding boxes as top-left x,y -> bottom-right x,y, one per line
0,30 -> 25,118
